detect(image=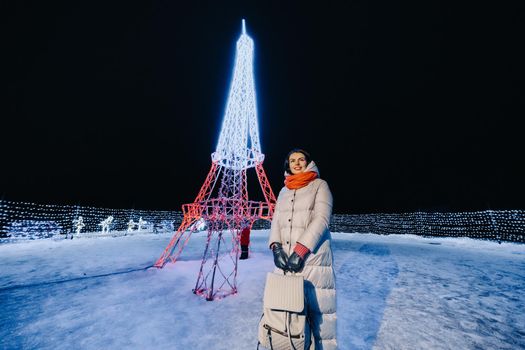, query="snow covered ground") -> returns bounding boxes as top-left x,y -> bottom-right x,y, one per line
1,230 -> 524,350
